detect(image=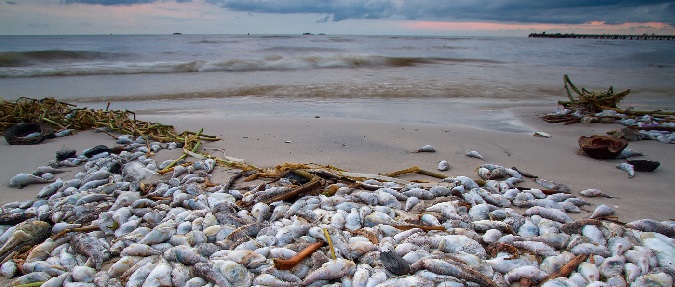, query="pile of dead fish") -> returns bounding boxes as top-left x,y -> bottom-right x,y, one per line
546,108 -> 675,144
1,134 -> 674,287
